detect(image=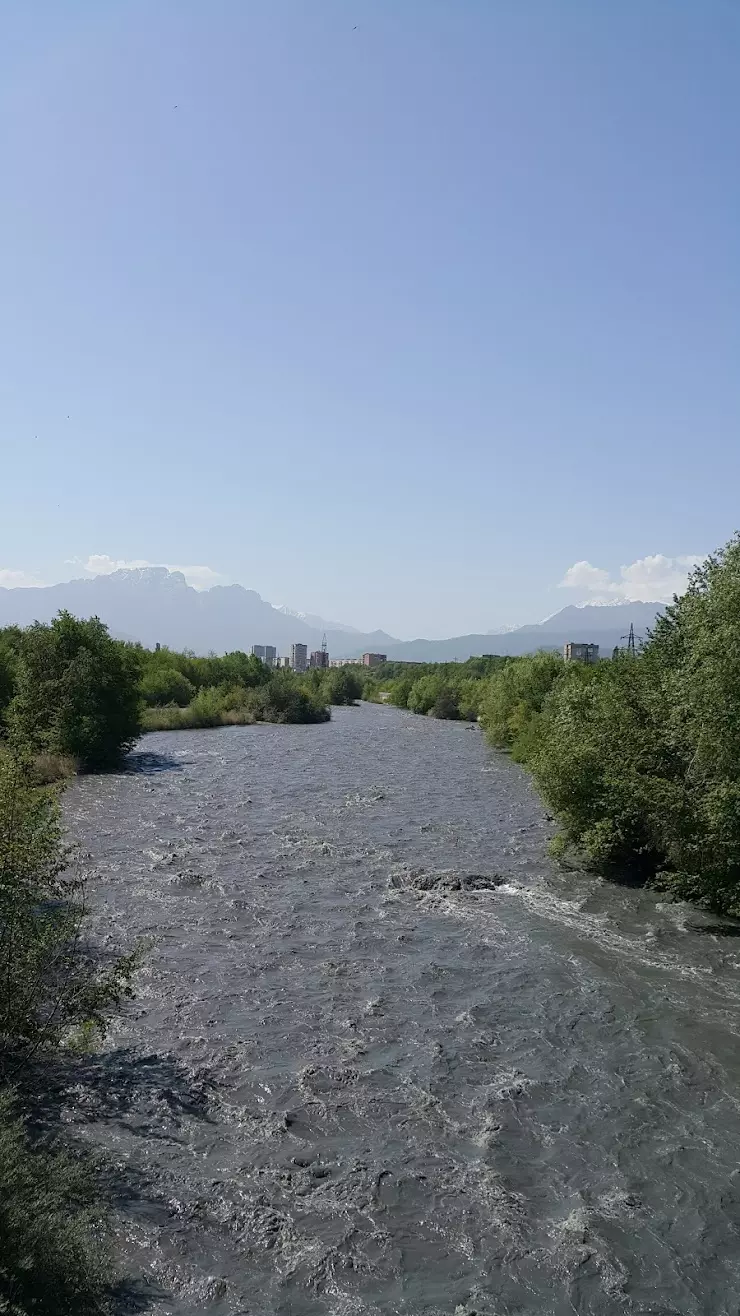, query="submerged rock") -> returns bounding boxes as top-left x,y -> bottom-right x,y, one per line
388,867 -> 507,894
